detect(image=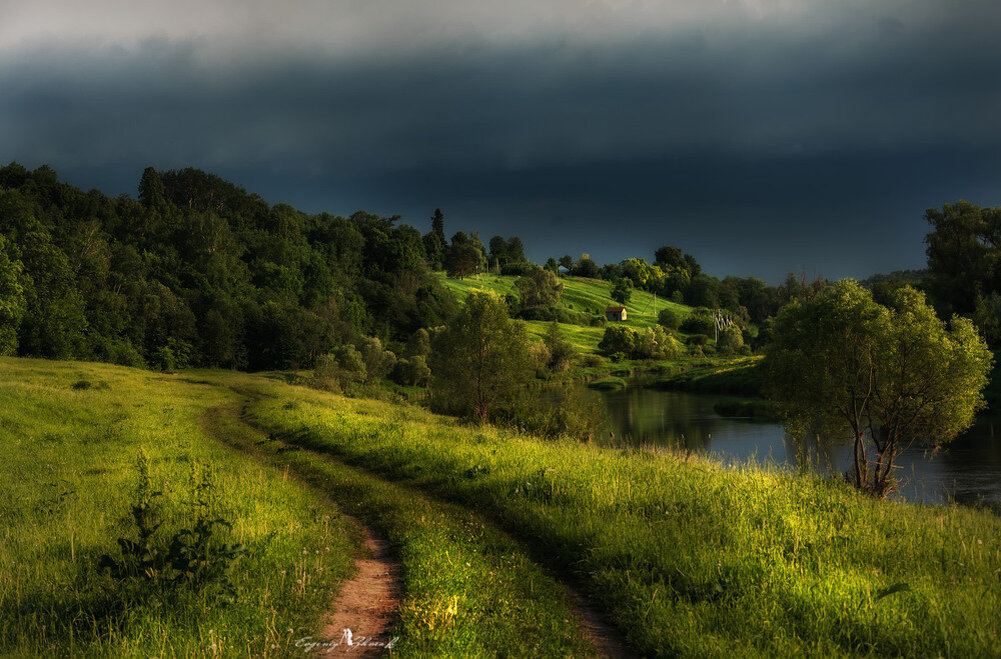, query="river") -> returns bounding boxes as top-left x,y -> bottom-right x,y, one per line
588,385 -> 1001,509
